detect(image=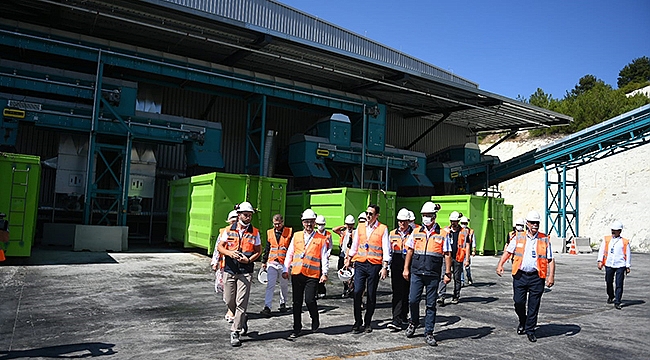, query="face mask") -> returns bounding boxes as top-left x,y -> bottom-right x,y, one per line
318,224 -> 325,232
516,225 -> 524,231
239,219 -> 250,227
461,224 -> 467,229
422,216 -> 433,226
